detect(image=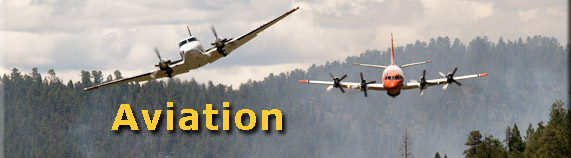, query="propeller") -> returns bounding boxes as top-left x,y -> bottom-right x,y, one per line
419,70 -> 428,95
186,26 -> 192,36
152,48 -> 173,78
359,72 -> 376,97
210,25 -> 229,56
439,68 -> 461,90
327,72 -> 348,93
